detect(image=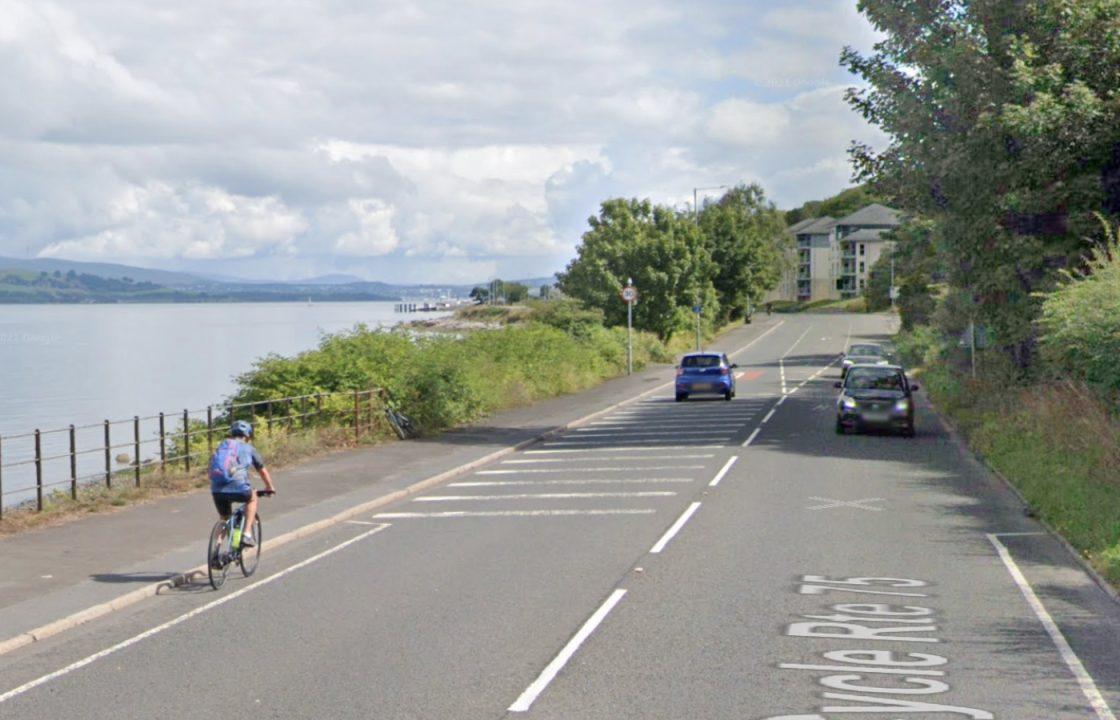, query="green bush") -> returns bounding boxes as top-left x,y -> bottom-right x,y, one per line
1039,231 -> 1120,395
